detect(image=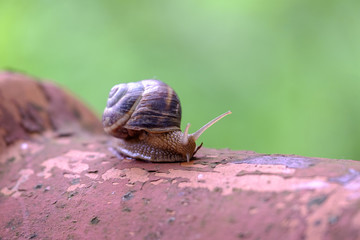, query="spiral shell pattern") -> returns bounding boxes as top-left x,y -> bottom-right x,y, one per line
102,80 -> 182,138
